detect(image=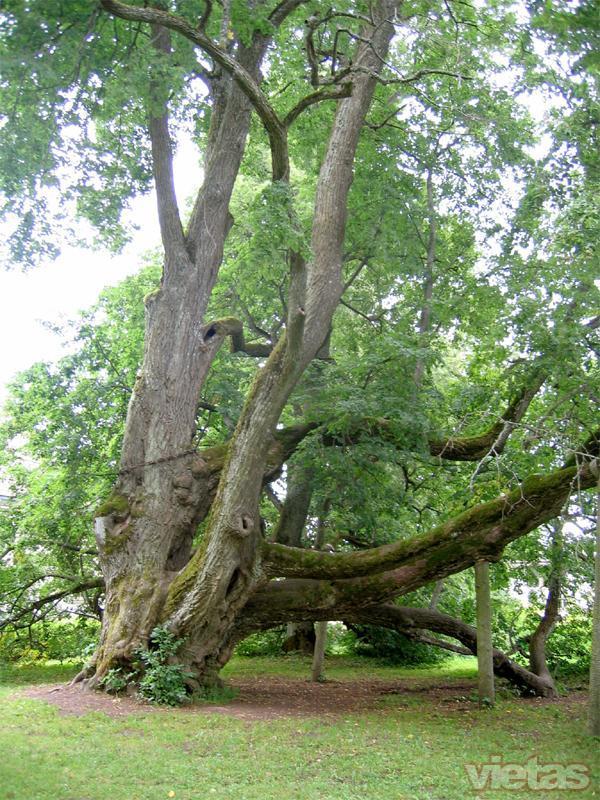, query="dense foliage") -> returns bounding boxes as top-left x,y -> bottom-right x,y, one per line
0,1 -> 597,693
